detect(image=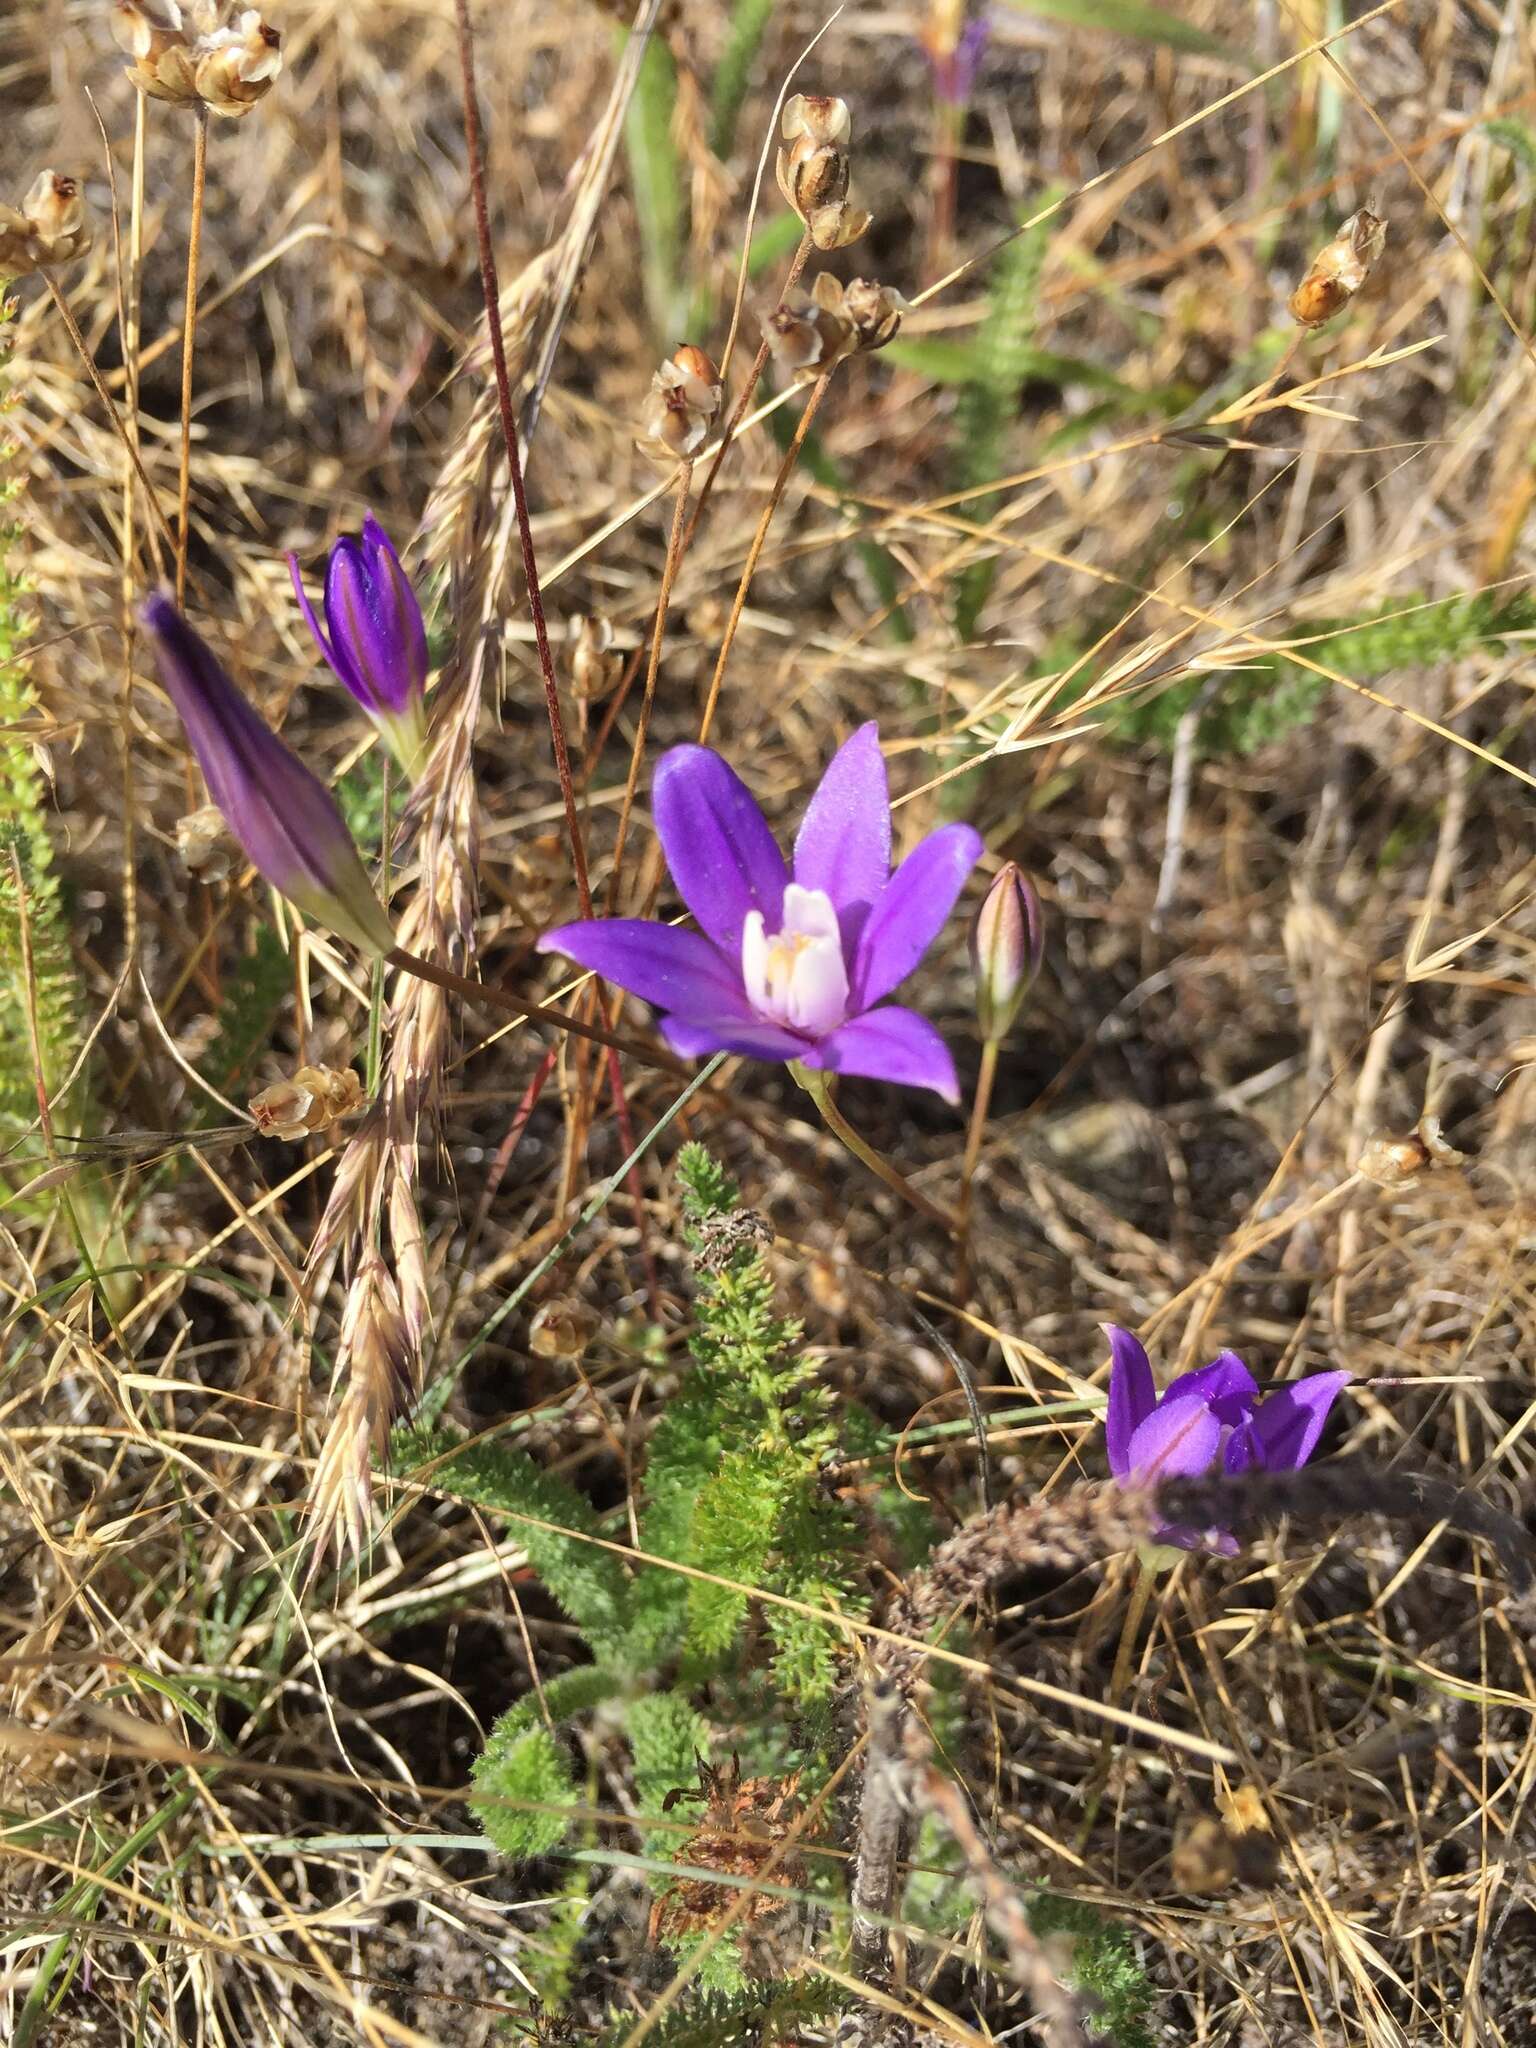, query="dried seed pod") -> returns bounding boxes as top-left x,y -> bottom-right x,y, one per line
765,272 -> 904,383
775,92 -> 871,252
1289,205 -> 1387,327
193,8 -> 283,118
568,615 -> 624,703
638,343 -> 721,461
176,801 -> 233,879
528,1298 -> 600,1359
1357,1111 -> 1465,1189
249,1063 -> 365,1141
649,1757 -> 805,1948
0,171 -> 90,276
